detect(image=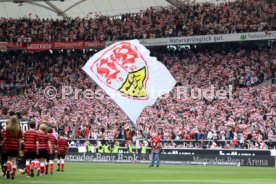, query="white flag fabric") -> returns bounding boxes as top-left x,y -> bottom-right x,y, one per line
82,40 -> 176,124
